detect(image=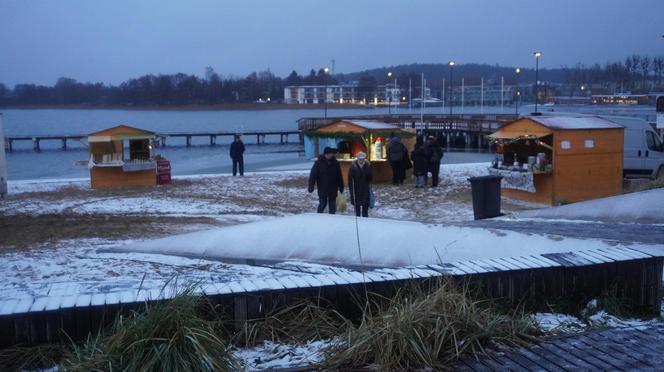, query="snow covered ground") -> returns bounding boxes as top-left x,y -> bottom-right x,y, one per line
513,188 -> 664,224
109,213 -> 664,268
